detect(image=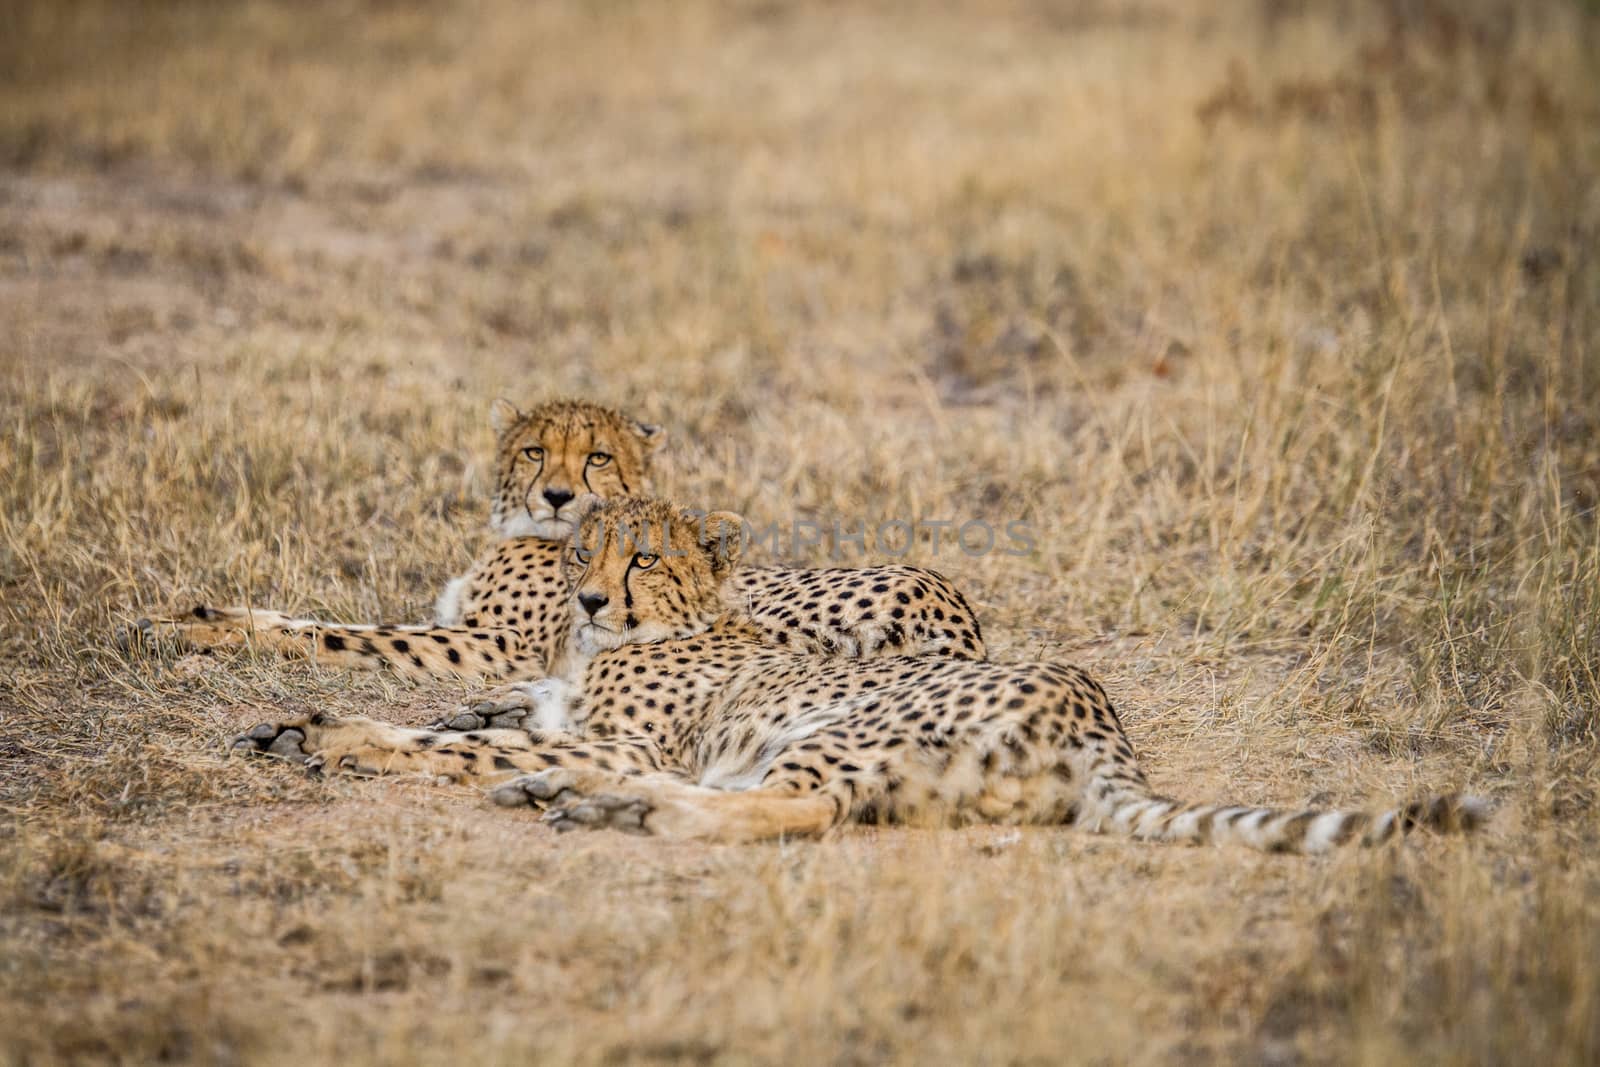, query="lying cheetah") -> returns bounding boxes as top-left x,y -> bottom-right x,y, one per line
232,497 -> 1487,852
131,399 -> 985,683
